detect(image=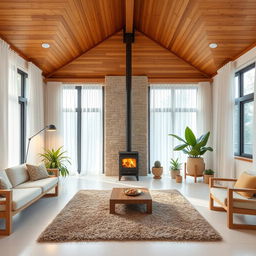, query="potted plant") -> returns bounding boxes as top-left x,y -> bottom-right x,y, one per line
169,127 -> 213,177
39,146 -> 71,177
170,158 -> 182,179
204,169 -> 214,184
152,161 -> 163,179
